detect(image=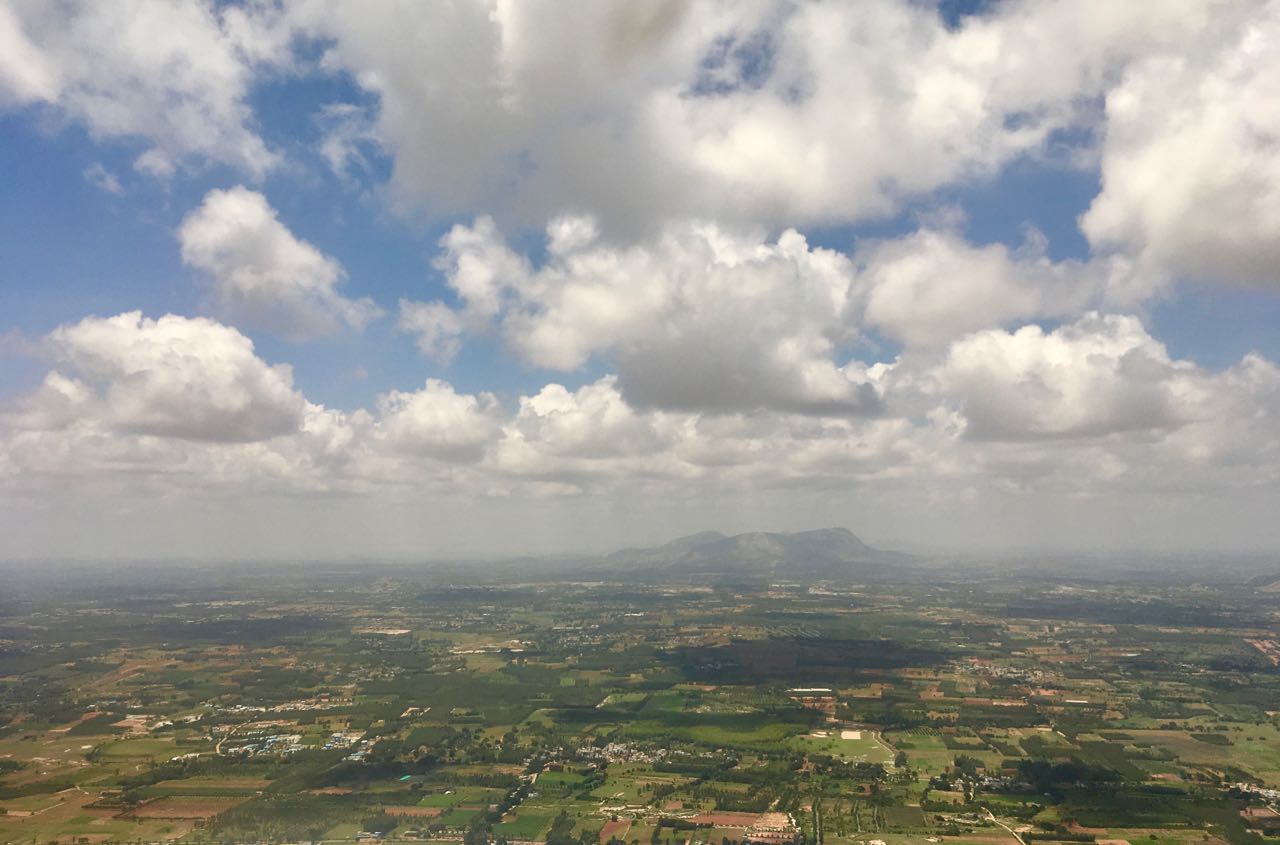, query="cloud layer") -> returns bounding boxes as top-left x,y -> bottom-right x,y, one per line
4,310 -> 1276,498
1,0 -> 1279,556
274,0 -> 1263,237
